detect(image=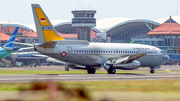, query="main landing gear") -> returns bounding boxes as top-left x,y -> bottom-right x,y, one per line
150,67 -> 155,73
87,66 -> 96,74
106,65 -> 116,74
108,67 -> 116,74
